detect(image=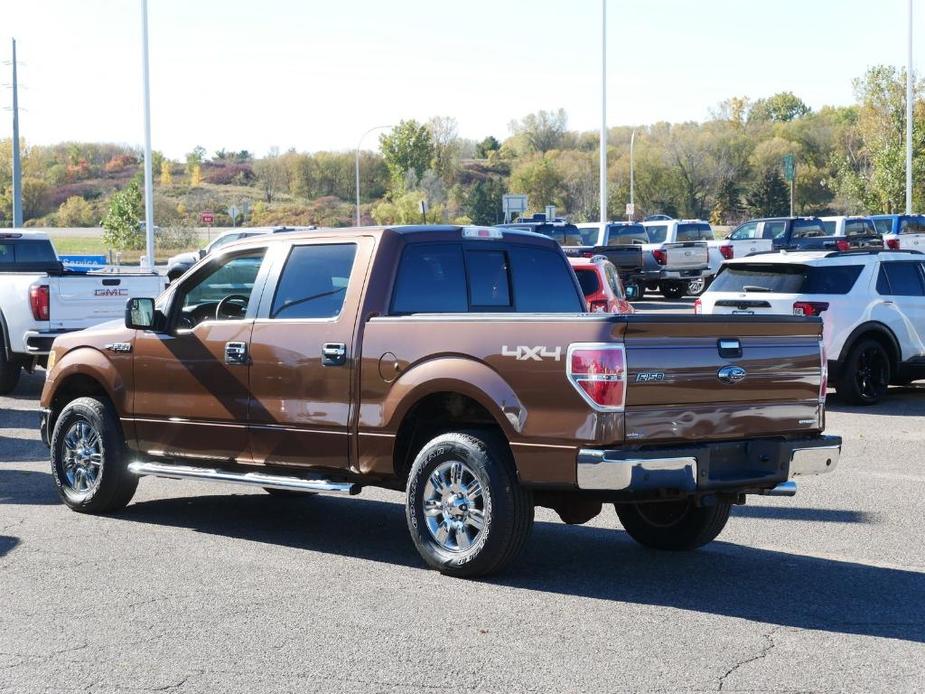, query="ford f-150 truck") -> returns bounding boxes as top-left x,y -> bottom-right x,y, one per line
39,225 -> 841,578
0,231 -> 167,393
